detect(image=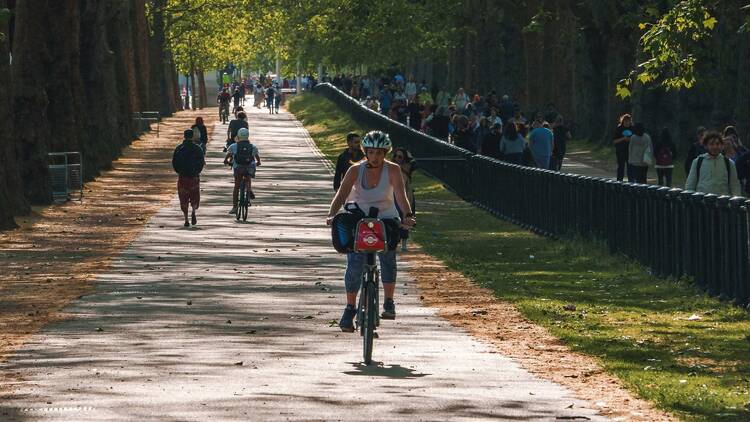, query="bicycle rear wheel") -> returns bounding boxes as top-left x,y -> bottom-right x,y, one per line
242,200 -> 248,221
236,186 -> 243,221
363,278 -> 376,365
